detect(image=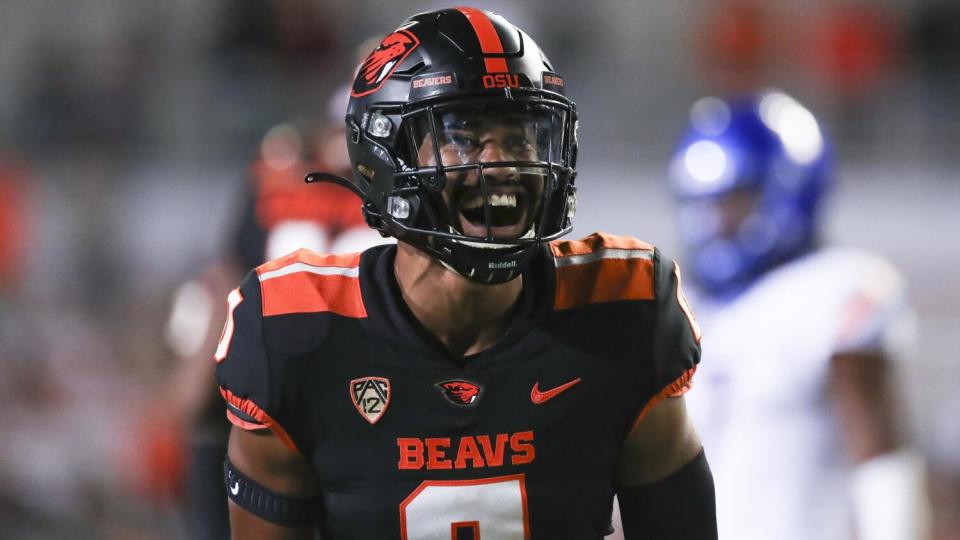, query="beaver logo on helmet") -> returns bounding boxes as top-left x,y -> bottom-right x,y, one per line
352,28 -> 420,98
